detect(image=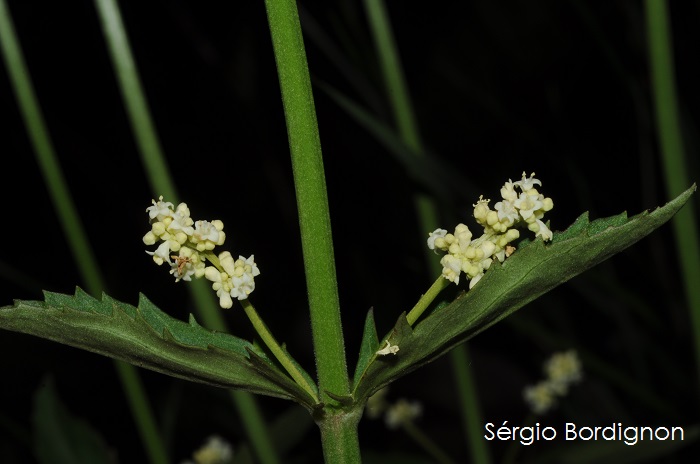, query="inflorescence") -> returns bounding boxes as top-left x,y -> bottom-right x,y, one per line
427,172 -> 554,288
366,387 -> 423,430
181,435 -> 233,464
143,196 -> 259,309
524,350 -> 583,414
